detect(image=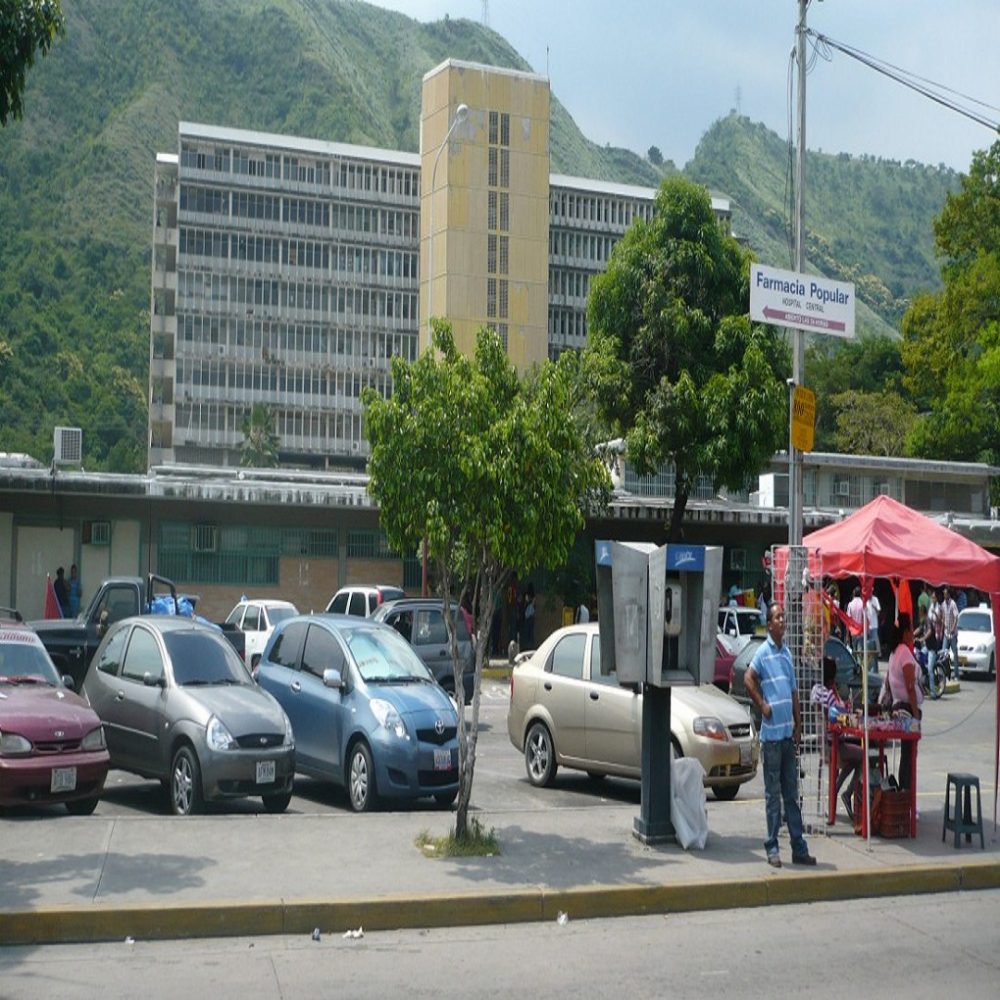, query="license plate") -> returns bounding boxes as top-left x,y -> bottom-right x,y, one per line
739,744 -> 751,767
256,760 -> 276,784
959,656 -> 968,665
51,767 -> 77,793
433,748 -> 452,771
